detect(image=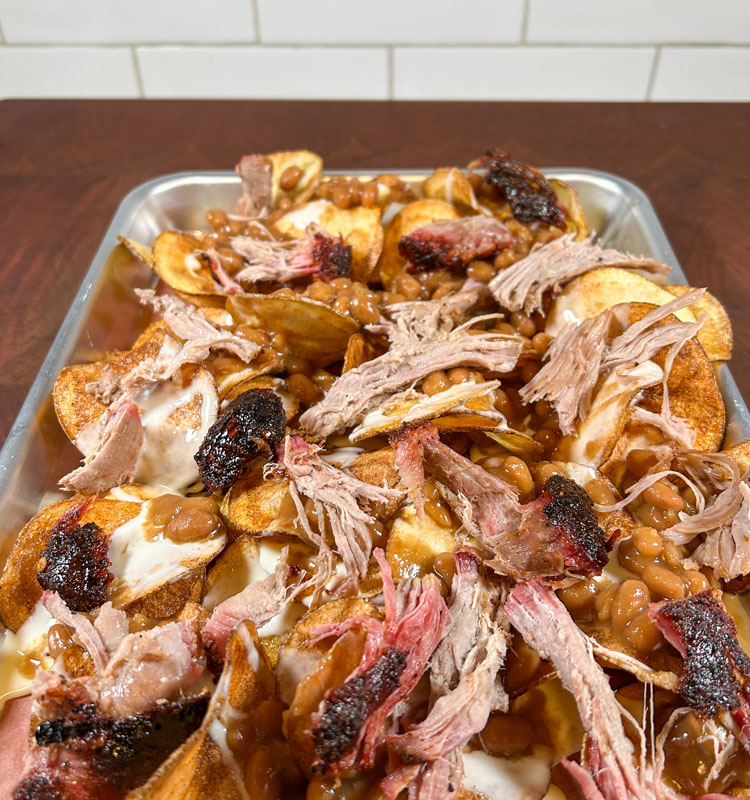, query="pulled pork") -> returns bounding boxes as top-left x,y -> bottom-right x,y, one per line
231,224 -> 351,284
488,232 -> 671,315
59,399 -> 143,494
650,590 -> 750,747
398,216 -> 513,271
235,153 -> 272,218
299,297 -> 523,438
392,423 -> 608,579
520,289 -> 705,435
273,435 -> 403,598
15,593 -> 207,799
505,580 -> 646,800
309,550 -> 448,774
383,550 -> 509,800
